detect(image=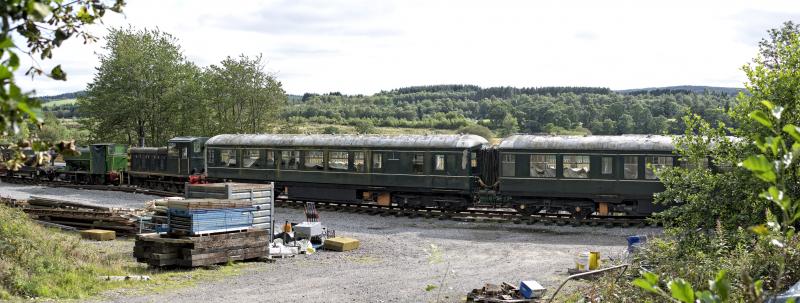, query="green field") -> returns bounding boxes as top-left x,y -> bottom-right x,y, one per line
42,98 -> 77,108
